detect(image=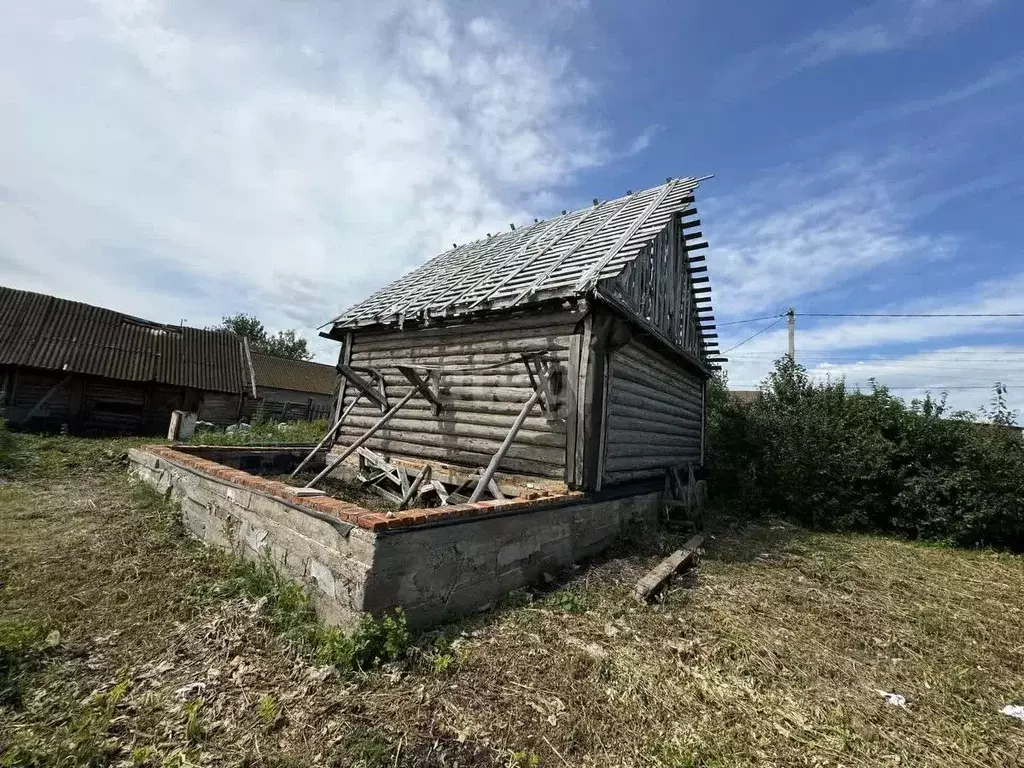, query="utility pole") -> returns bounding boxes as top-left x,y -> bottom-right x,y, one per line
787,307 -> 795,362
